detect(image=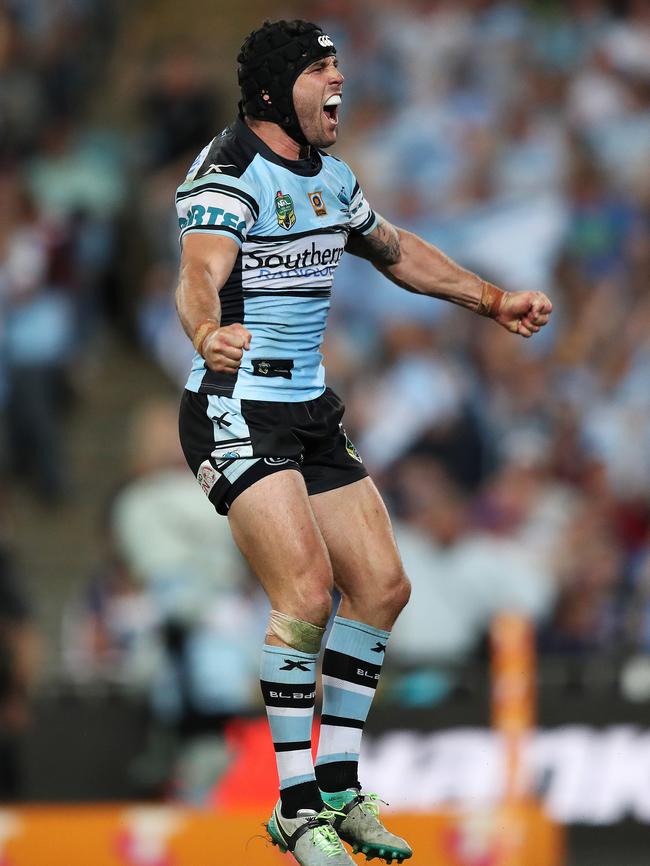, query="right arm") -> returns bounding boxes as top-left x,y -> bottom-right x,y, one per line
175,233 -> 251,373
